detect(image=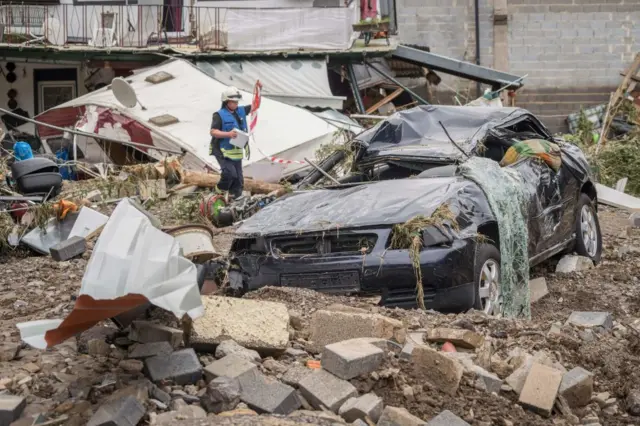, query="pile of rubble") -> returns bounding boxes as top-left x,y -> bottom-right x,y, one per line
2,282 -> 640,425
